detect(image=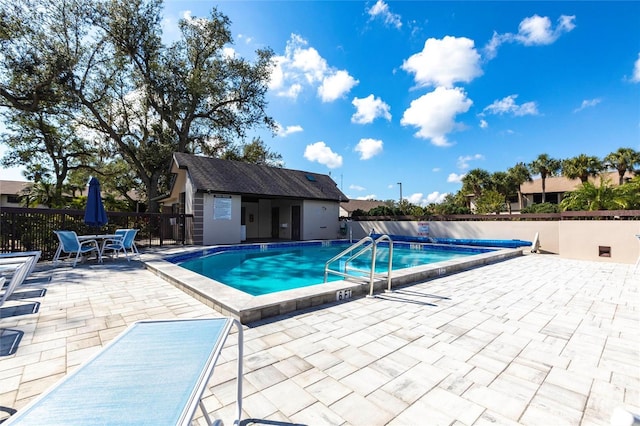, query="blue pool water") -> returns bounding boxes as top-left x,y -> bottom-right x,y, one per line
174,242 -> 491,296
